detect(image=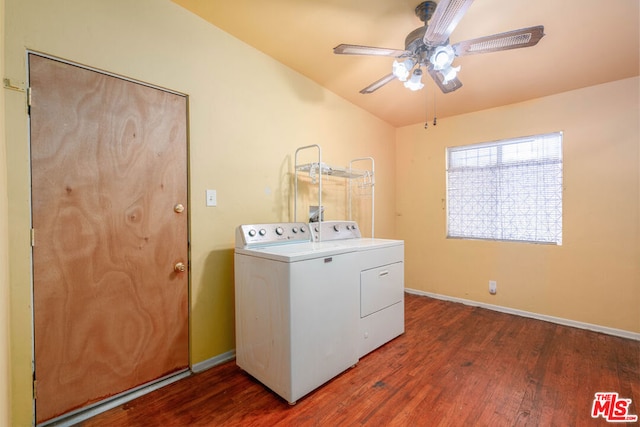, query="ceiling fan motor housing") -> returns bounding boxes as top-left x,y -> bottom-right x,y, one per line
404,26 -> 428,52
406,2 -> 447,65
